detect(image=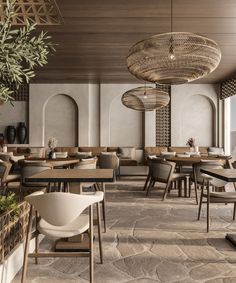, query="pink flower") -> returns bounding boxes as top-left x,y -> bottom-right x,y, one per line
186,138 -> 195,147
